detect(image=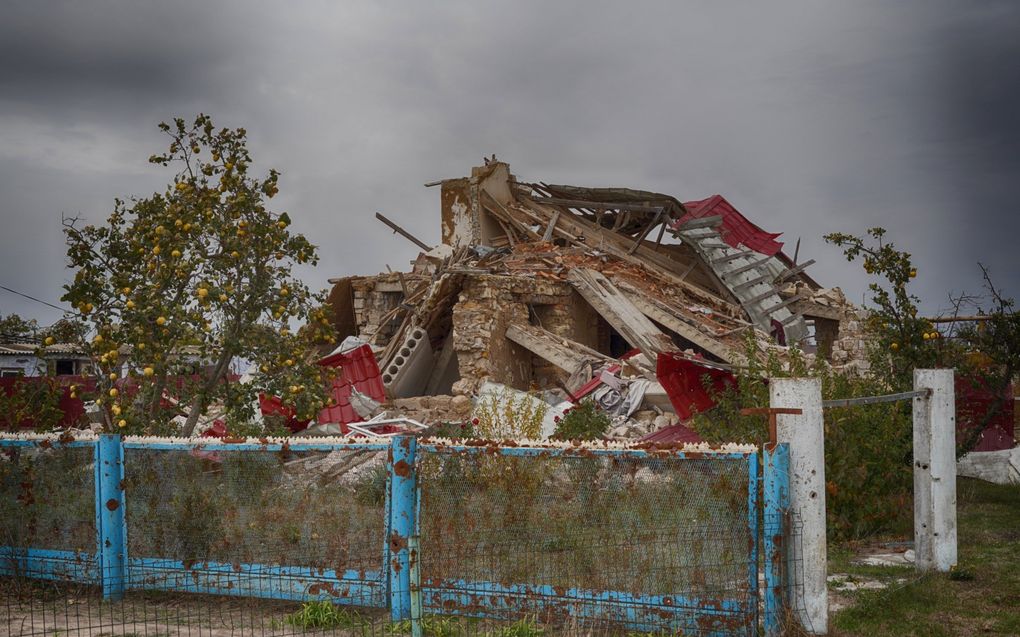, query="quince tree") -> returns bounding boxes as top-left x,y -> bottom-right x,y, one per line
62,115 -> 337,435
